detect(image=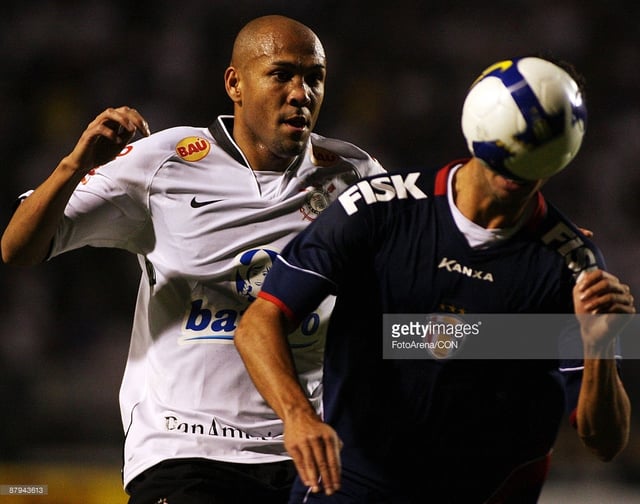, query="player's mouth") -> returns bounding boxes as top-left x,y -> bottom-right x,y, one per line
283,115 -> 309,132
496,175 -> 539,196
502,176 -> 525,189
